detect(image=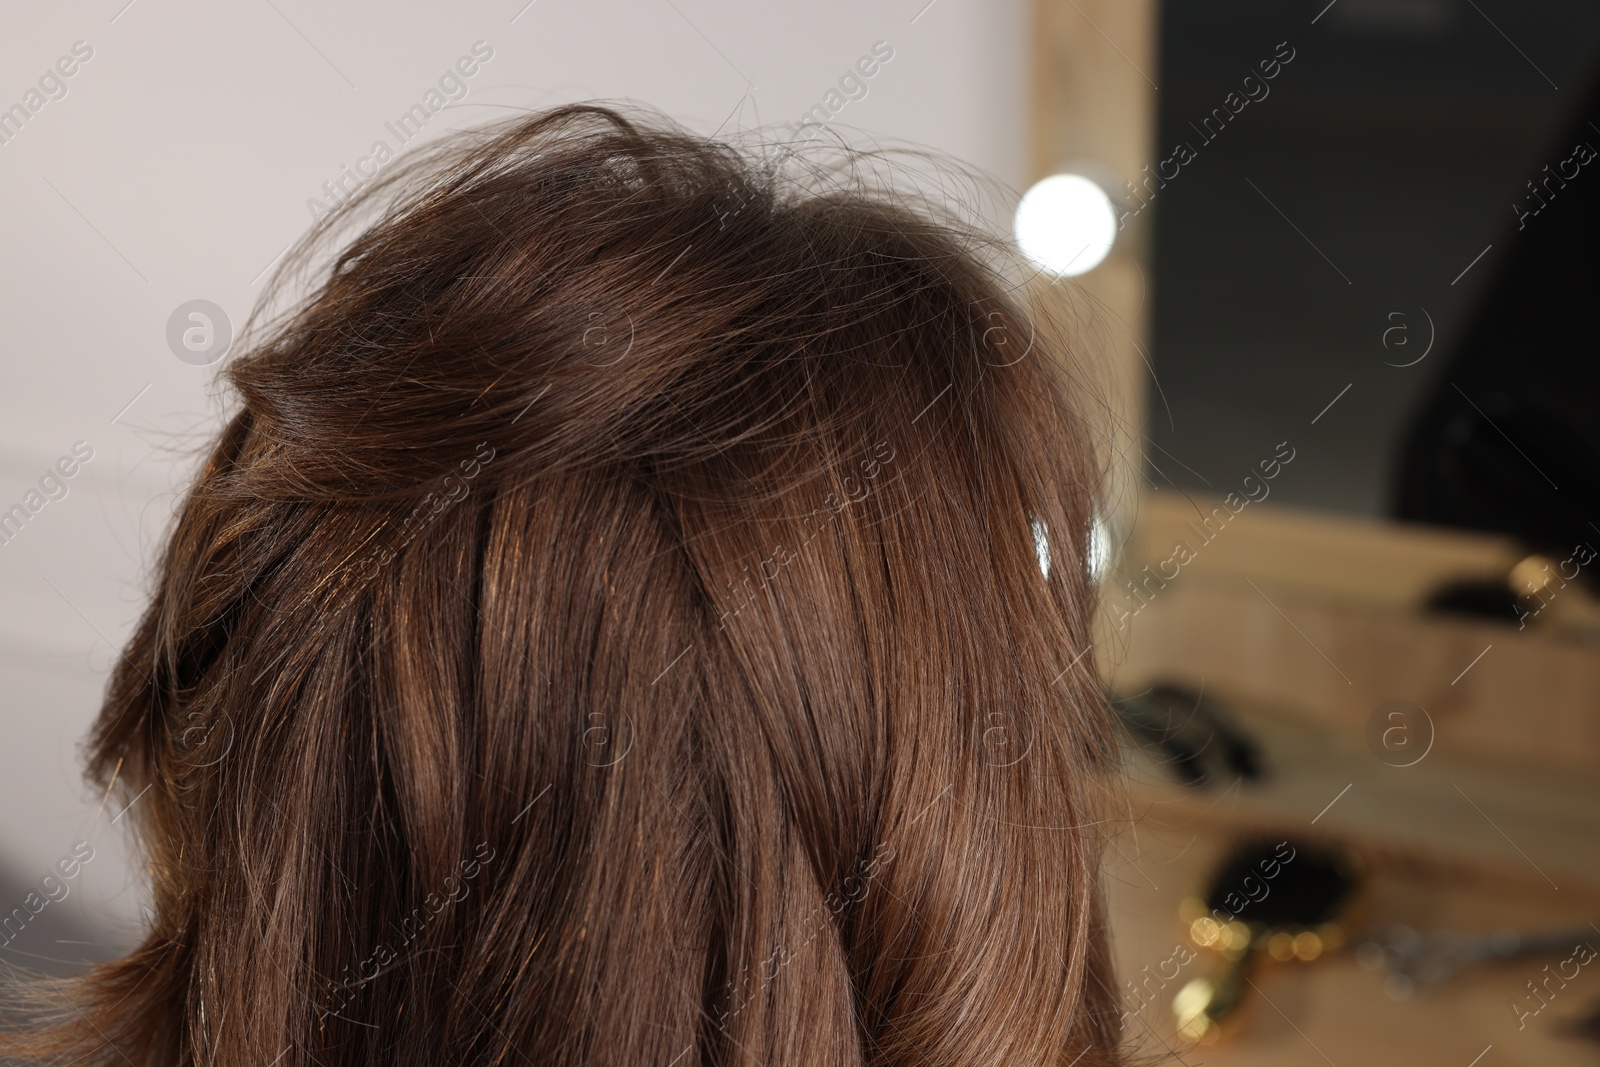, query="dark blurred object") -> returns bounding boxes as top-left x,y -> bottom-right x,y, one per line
1423,576 -> 1525,624
1393,63 -> 1600,570
1112,683 -> 1263,787
1202,840 -> 1355,929
1174,838 -> 1361,1043
1356,921 -> 1600,1000
1555,999 -> 1600,1044
1423,548 -> 1600,627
